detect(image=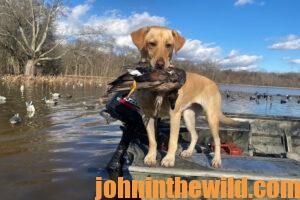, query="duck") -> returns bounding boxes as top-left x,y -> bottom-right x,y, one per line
107,65 -> 186,110
108,66 -> 186,94
26,101 -> 35,112
10,113 -> 22,124
51,93 -> 61,99
43,97 -> 58,105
